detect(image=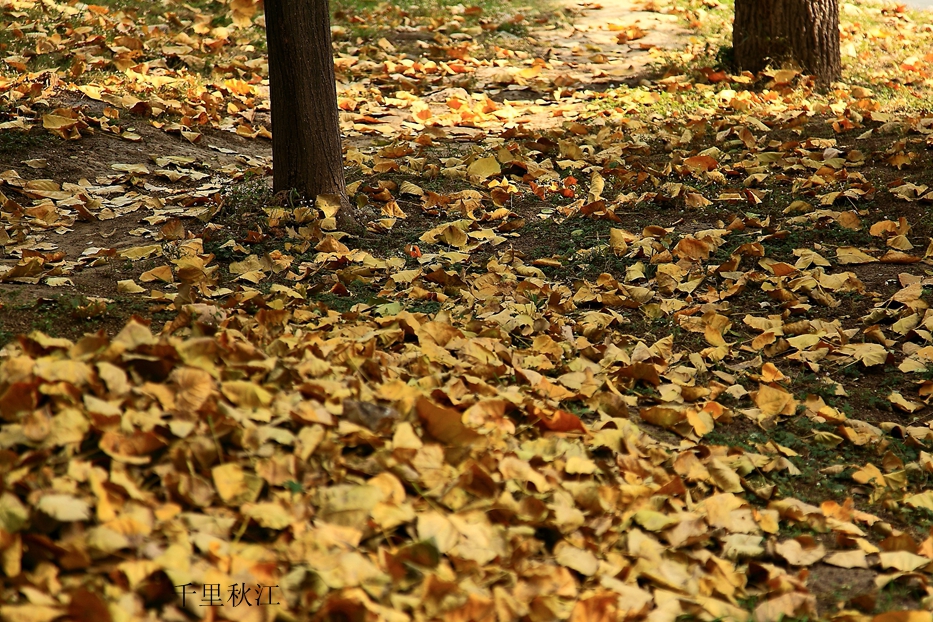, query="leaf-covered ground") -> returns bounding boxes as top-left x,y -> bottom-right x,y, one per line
8,0 -> 933,620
